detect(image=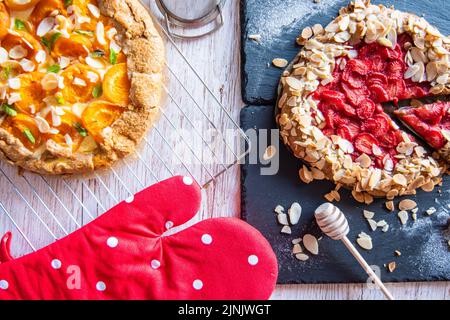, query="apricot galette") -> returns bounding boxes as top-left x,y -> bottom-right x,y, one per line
0,0 -> 164,174
277,0 -> 449,202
